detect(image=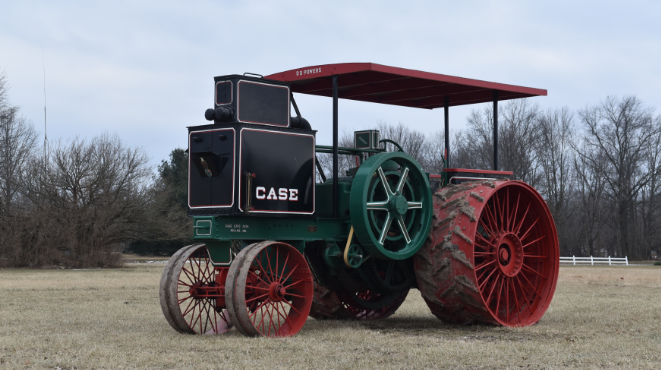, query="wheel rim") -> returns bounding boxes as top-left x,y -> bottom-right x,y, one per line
474,184 -> 558,326
351,152 -> 432,260
161,244 -> 232,334
227,241 -> 313,337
